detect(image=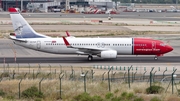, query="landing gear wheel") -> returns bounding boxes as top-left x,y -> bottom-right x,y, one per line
87,55 -> 93,61
154,56 -> 158,60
